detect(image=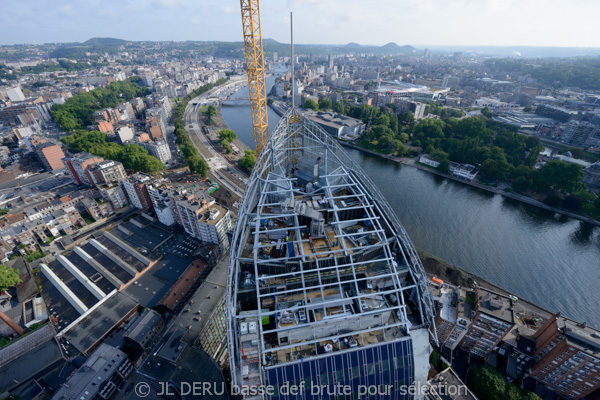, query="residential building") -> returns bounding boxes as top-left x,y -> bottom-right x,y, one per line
36,144 -> 66,171
0,146 -> 11,164
529,314 -> 600,400
563,121 -> 598,146
123,310 -> 166,357
145,140 -> 171,164
121,173 -> 153,211
97,120 -> 114,134
449,162 -> 479,181
411,101 -> 426,119
147,184 -> 176,226
99,184 -> 129,210
304,110 -> 365,139
81,197 -> 105,220
172,188 -> 232,250
2,86 -> 25,102
459,288 -> 514,358
52,344 -> 134,400
87,160 -> 127,187
148,121 -> 164,140
62,153 -> 104,185
0,101 -> 51,126
116,126 -> 135,144
583,162 -> 600,187
536,104 -> 577,122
